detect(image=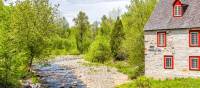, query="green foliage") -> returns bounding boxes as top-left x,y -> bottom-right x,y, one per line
11,0 -> 55,71
110,17 -> 125,60
91,21 -> 99,39
135,76 -> 152,88
99,15 -> 113,37
84,0 -> 157,79
0,0 -> 158,87
0,0 -> 69,87
0,2 -> 20,87
31,76 -> 40,84
85,15 -> 114,63
122,0 -> 157,77
74,11 -> 92,54
117,77 -> 200,88
85,35 -> 111,63
116,81 -> 136,88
